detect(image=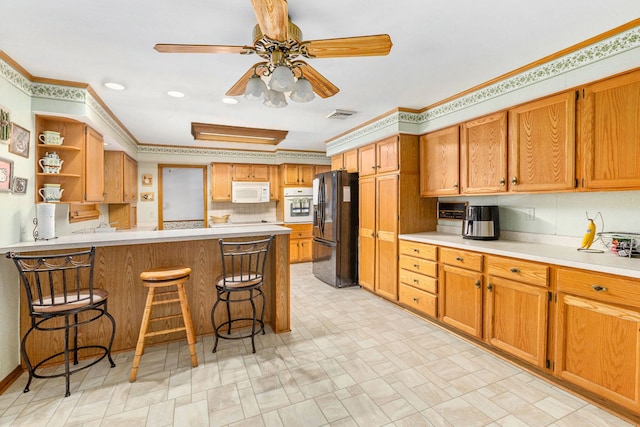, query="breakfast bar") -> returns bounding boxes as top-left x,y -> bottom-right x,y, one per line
1,225 -> 291,365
